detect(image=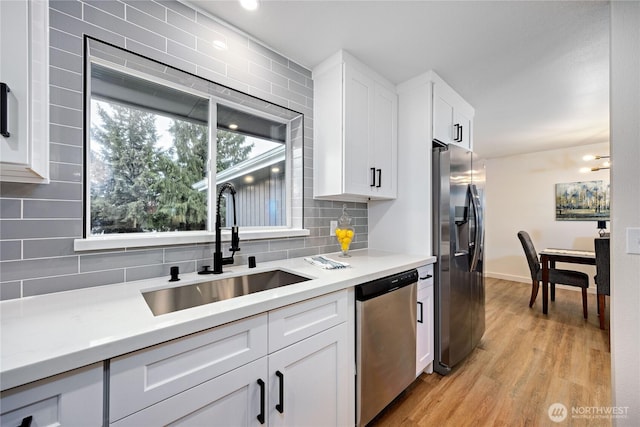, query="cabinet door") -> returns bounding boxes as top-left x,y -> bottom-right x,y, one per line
0,0 -> 30,166
269,323 -> 350,427
111,358 -> 268,427
416,284 -> 434,376
0,0 -> 49,183
0,363 -> 103,427
110,314 -> 267,422
454,109 -> 473,150
433,85 -> 455,145
371,82 -> 398,199
343,63 -> 373,196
